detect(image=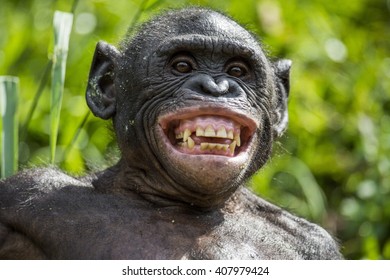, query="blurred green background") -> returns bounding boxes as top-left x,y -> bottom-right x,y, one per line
0,0 -> 389,259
